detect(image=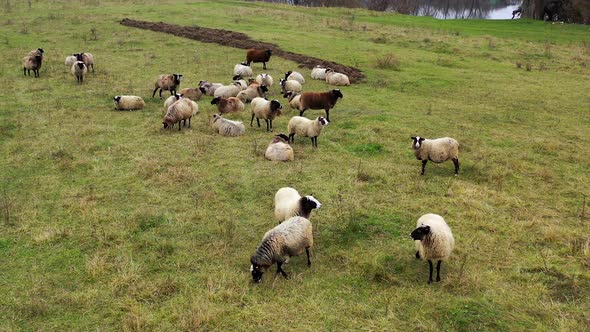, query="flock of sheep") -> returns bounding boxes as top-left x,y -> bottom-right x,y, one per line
22,46 -> 461,284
